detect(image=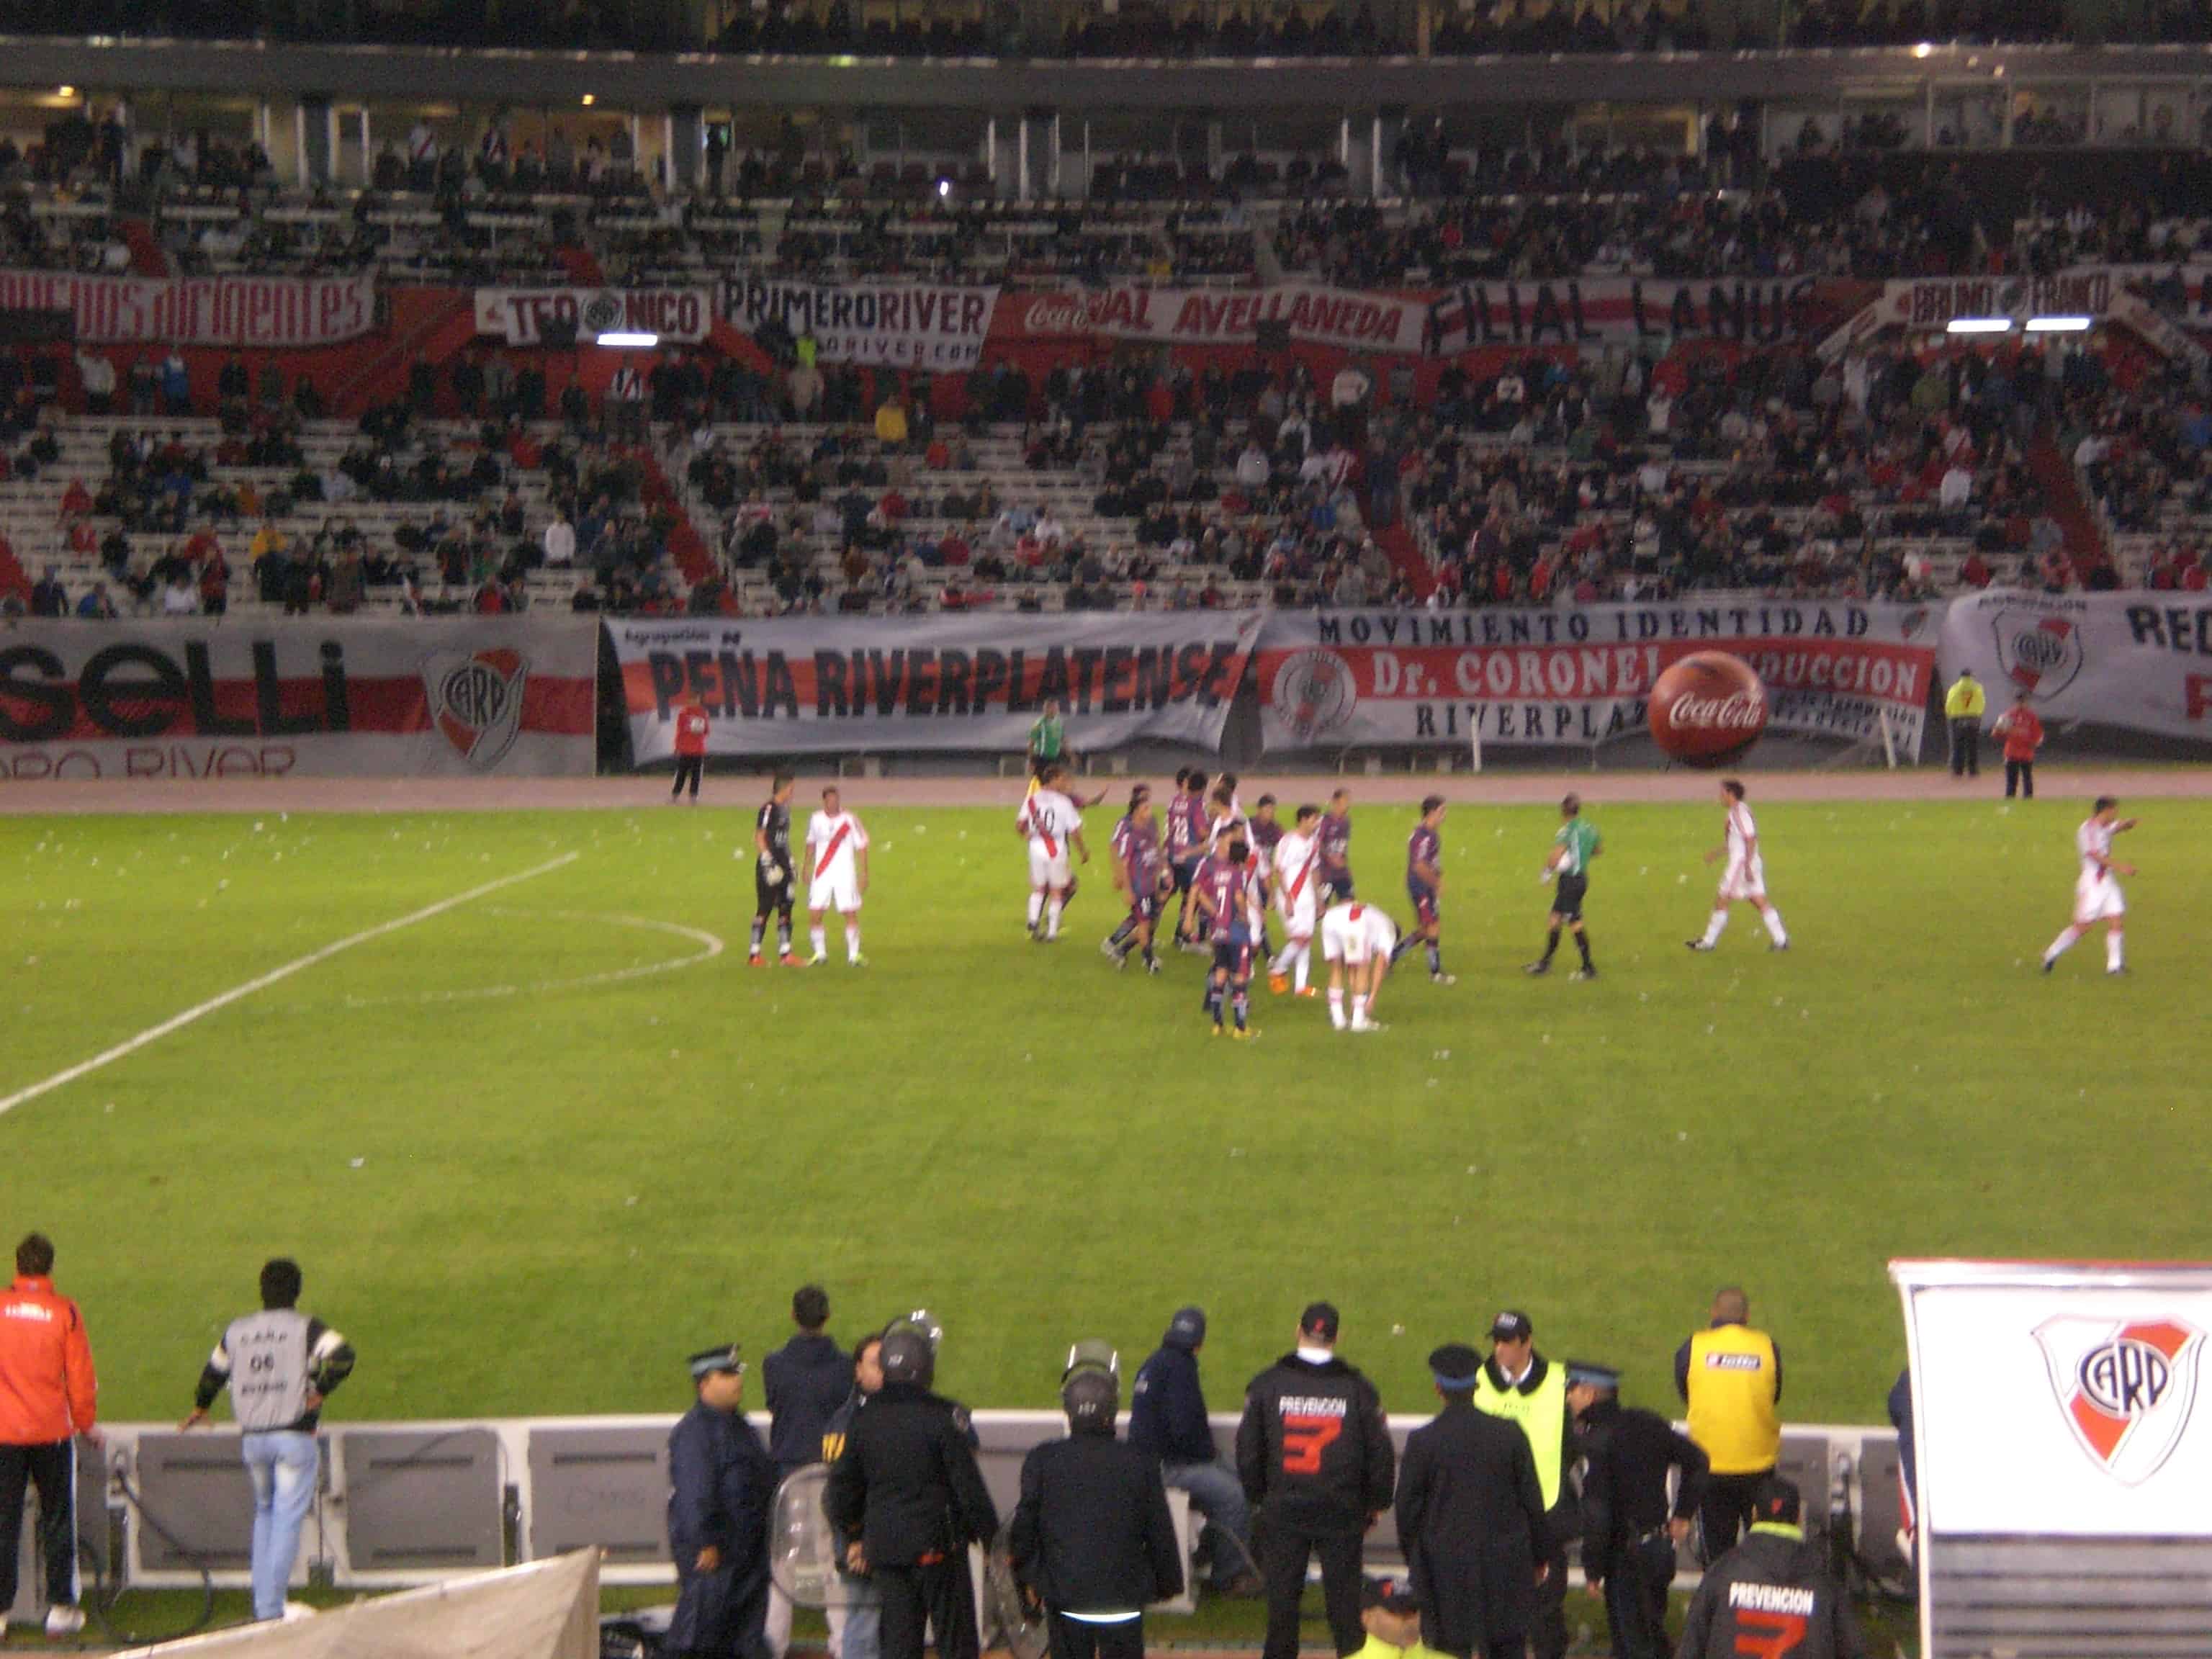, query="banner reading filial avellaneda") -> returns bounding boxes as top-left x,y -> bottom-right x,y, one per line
1256,603 -> 1939,755
608,613 -> 1262,761
0,616 -> 598,781
1938,588 -> 2212,740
